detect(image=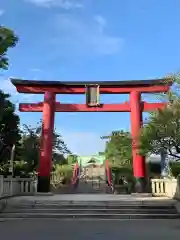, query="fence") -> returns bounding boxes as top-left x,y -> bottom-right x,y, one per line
1,175 -> 180,199
0,175 -> 37,198
151,177 -> 180,199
